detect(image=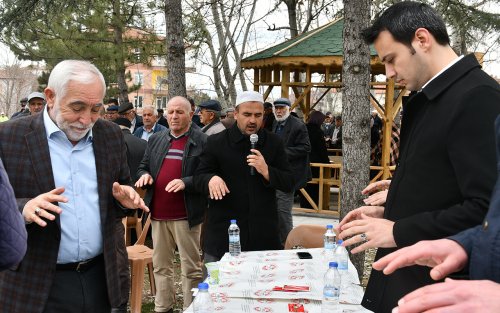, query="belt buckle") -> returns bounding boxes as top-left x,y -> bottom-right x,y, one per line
76,259 -> 90,272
